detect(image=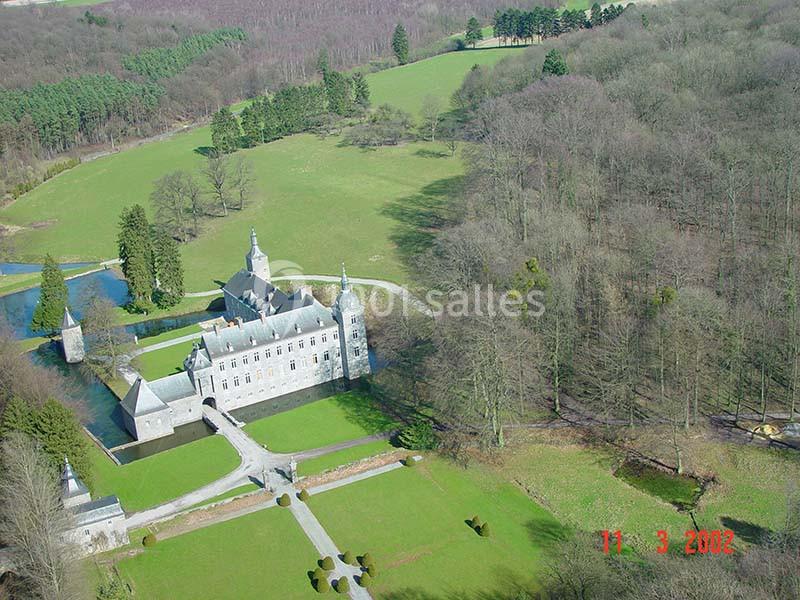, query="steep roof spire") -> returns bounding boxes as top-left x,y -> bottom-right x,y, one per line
249,227 -> 265,258
61,307 -> 77,330
61,456 -> 90,504
341,262 -> 349,291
